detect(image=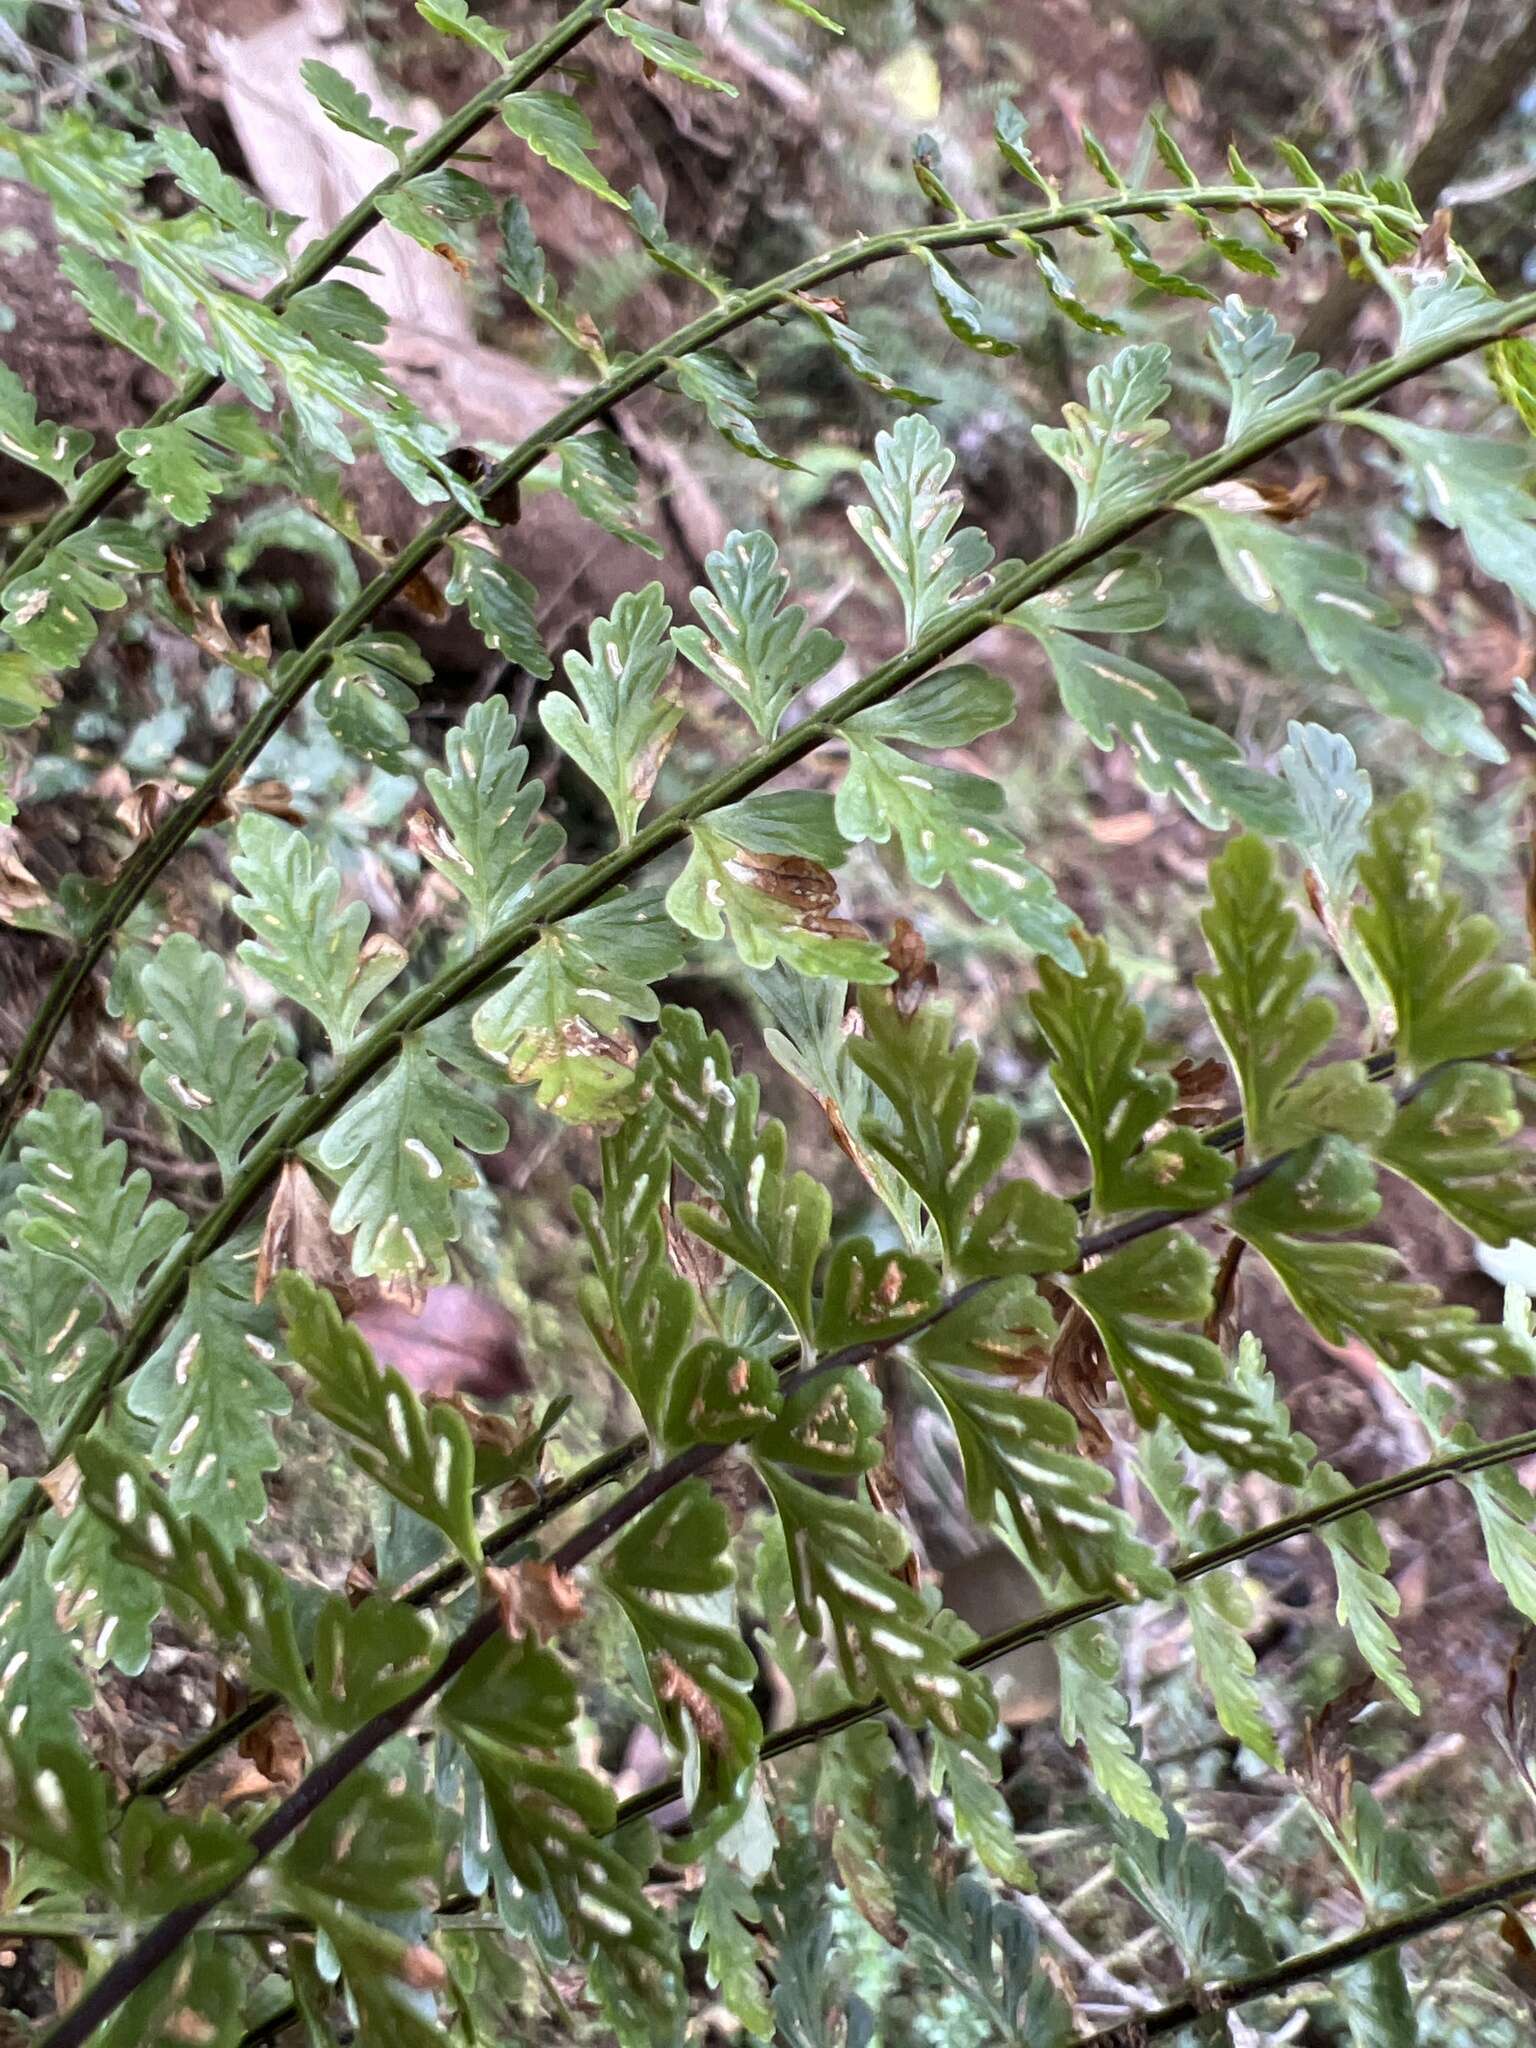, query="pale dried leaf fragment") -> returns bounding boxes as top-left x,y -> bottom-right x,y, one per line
654,1651 -> 727,1748
1194,474 -> 1327,522
885,915 -> 937,1017
397,1944 -> 448,1990
0,826 -> 49,922
239,1705 -> 308,1791
485,1559 -> 584,1643
38,1455 -> 82,1518
256,1159 -> 374,1314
